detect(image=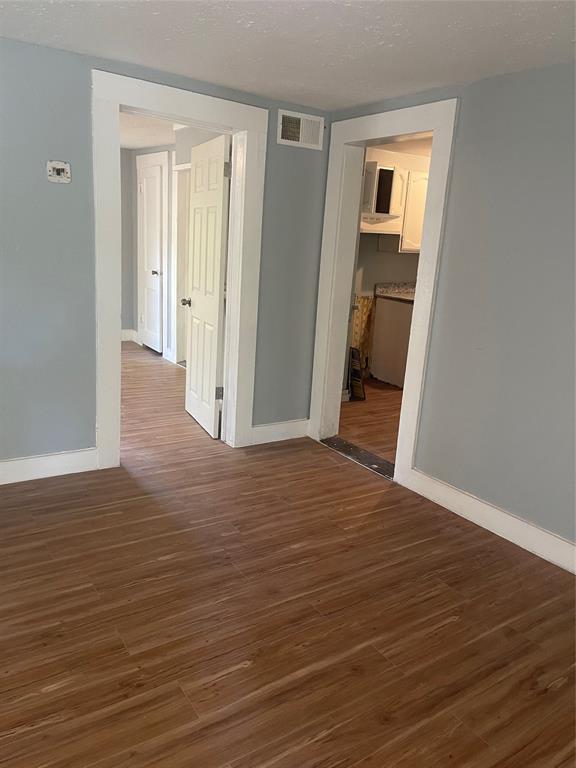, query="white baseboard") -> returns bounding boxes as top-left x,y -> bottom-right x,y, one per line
121,329 -> 141,343
239,419 -> 310,447
395,466 -> 575,574
0,448 -> 99,486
